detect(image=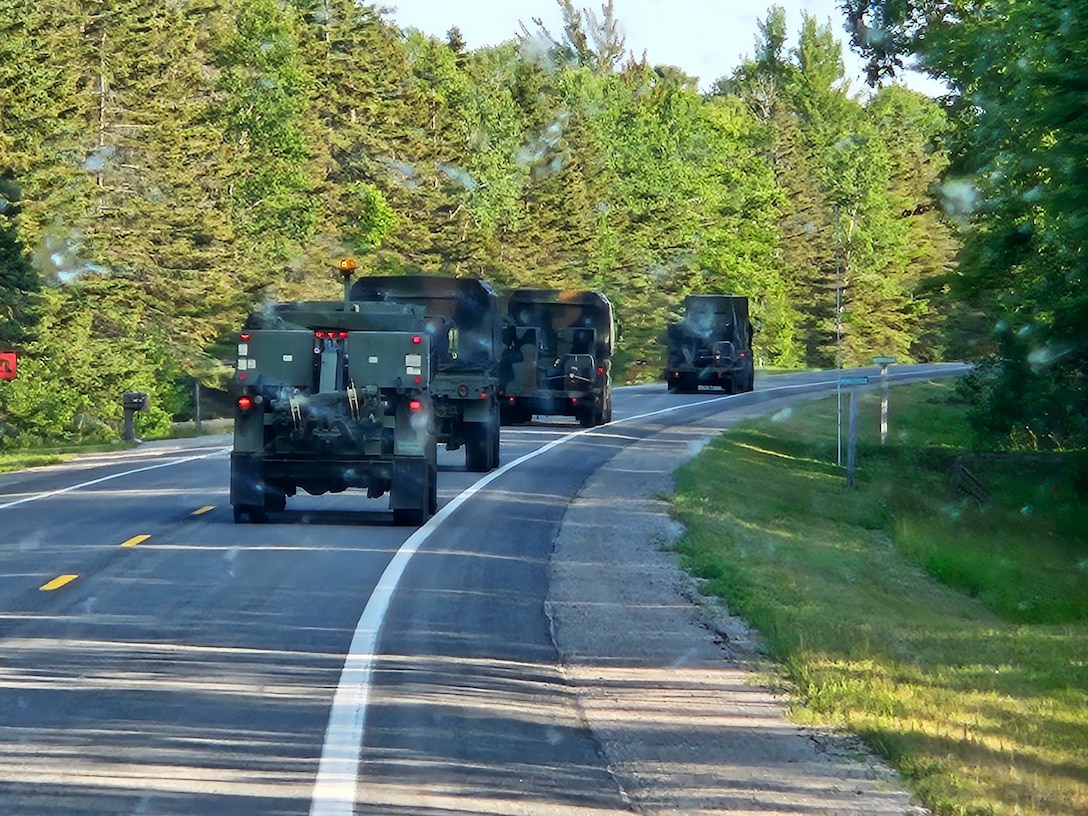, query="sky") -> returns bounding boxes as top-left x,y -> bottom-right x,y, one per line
384,0 -> 946,95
